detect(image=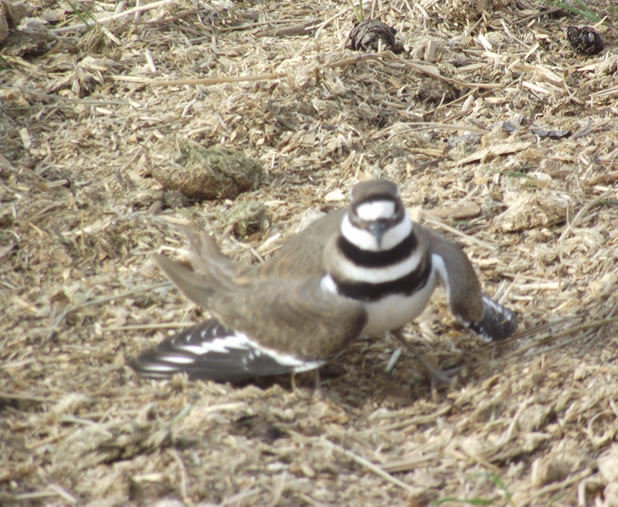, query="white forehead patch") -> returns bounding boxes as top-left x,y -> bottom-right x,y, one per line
341,214 -> 412,251
356,200 -> 396,221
